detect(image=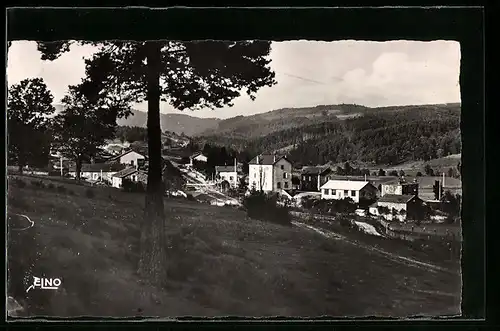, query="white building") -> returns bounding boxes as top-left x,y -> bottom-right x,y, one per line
68,163 -> 125,182
112,167 -> 145,188
107,150 -> 147,167
248,154 -> 293,192
189,152 -> 208,167
319,180 -> 378,203
215,165 -> 238,188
